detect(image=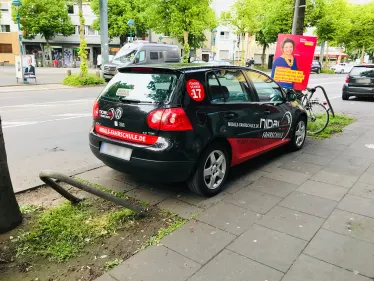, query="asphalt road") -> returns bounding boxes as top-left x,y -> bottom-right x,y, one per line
1,73 -> 373,193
